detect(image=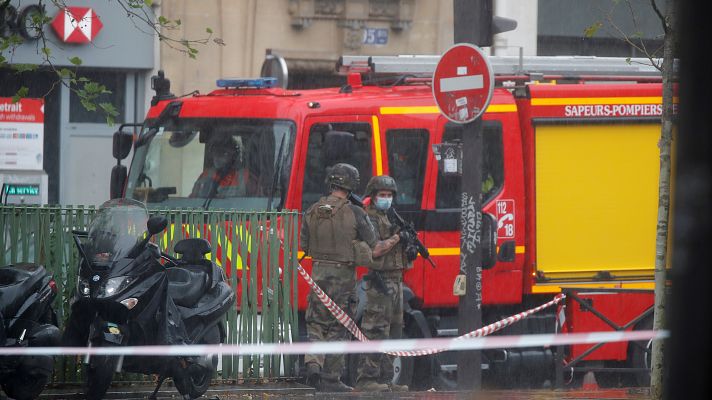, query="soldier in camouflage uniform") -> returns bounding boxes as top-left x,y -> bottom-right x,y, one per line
300,164 -> 401,392
355,175 -> 416,392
